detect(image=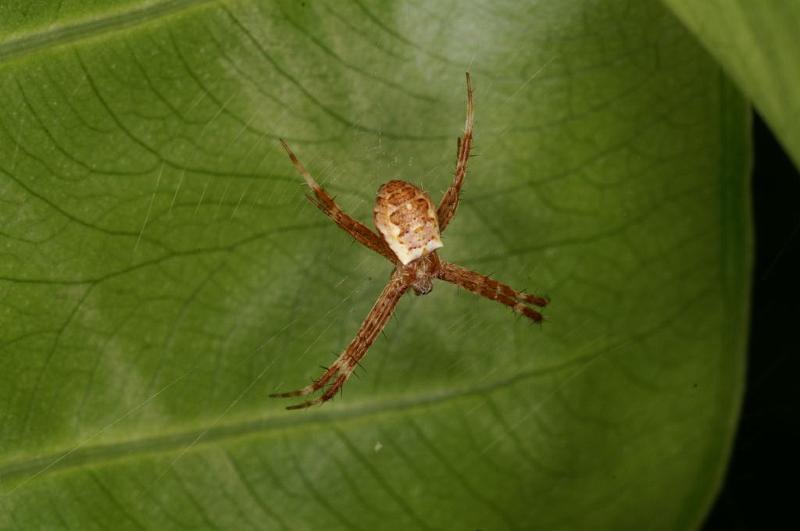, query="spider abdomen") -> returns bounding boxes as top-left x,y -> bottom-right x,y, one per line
373,180 -> 443,265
